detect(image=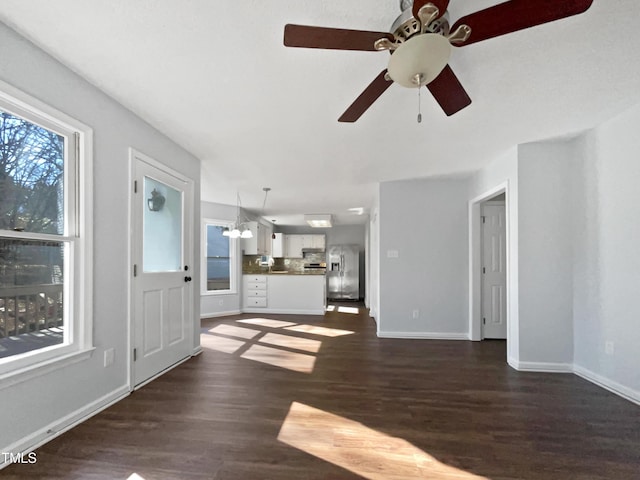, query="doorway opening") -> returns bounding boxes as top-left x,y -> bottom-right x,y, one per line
469,183 -> 511,358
